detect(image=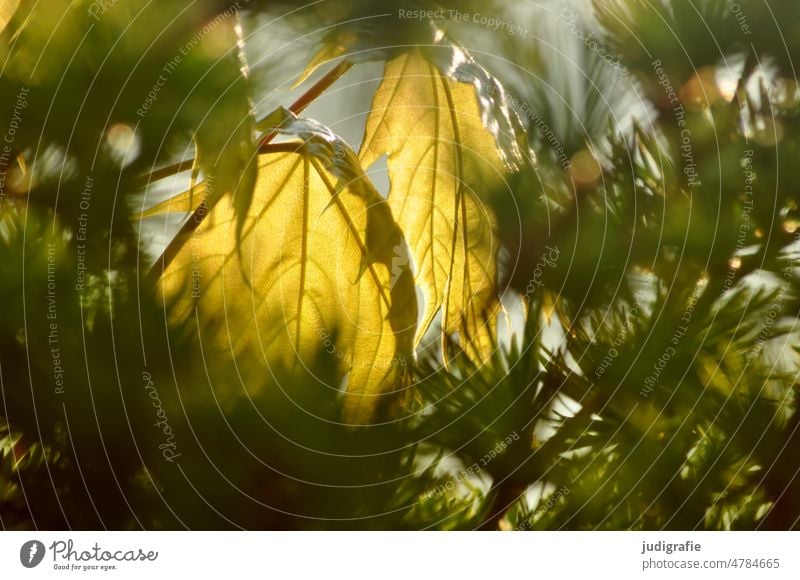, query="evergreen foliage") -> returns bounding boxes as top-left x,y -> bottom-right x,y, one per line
1,0 -> 799,530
